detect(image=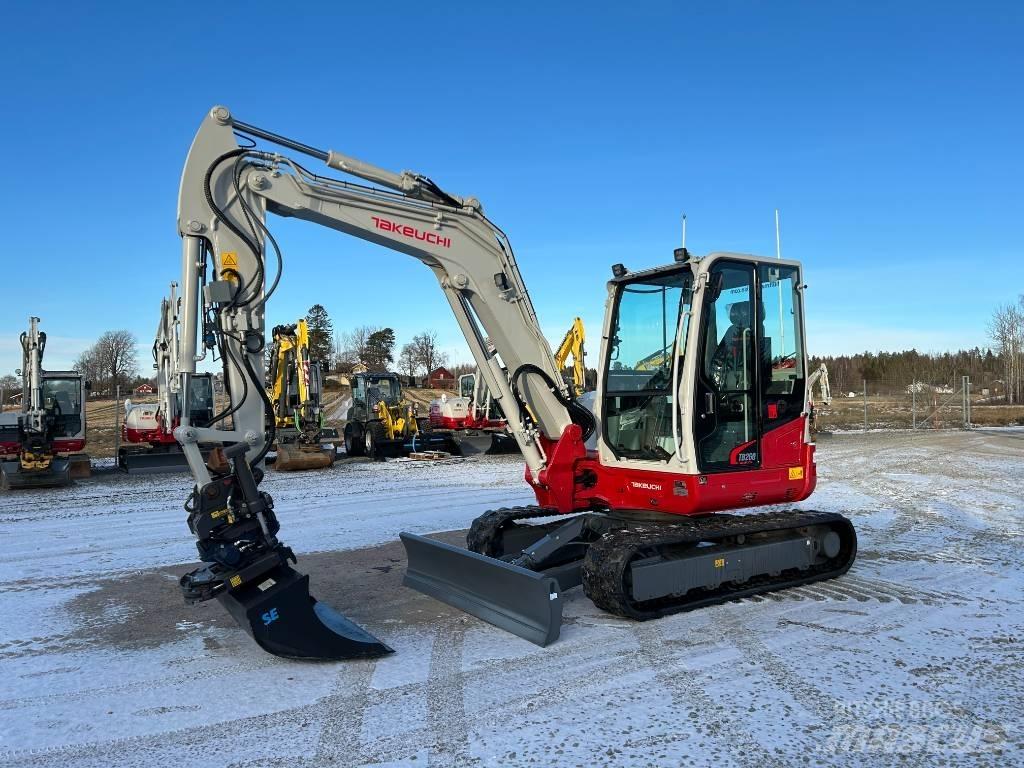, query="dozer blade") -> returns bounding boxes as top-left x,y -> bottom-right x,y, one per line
273,443 -> 335,472
217,563 -> 393,660
400,532 -> 562,647
486,432 -> 520,455
1,458 -> 72,490
120,451 -> 193,475
407,432 -> 462,457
